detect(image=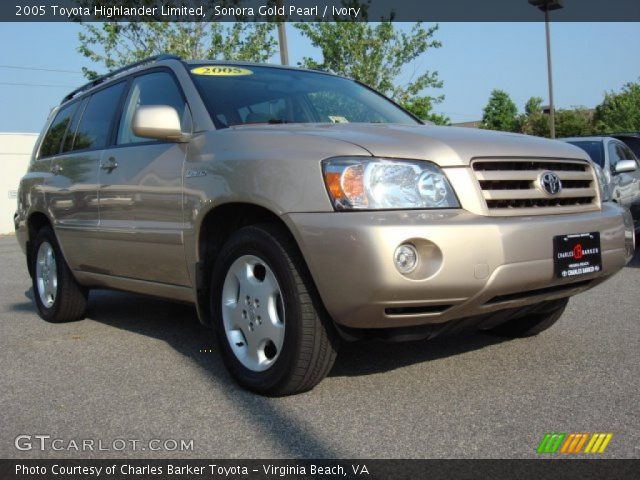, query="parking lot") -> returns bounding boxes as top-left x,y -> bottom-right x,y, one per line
1,234 -> 638,459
